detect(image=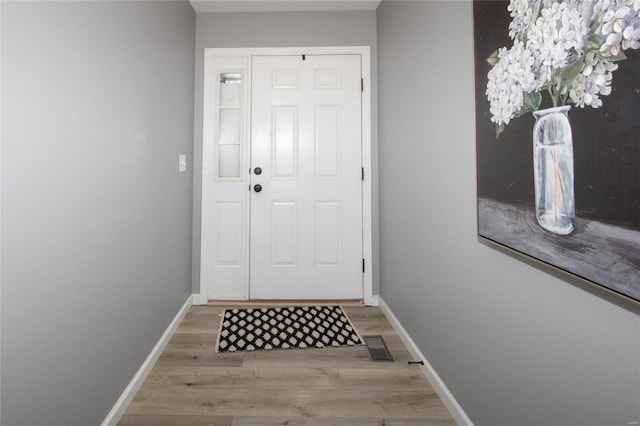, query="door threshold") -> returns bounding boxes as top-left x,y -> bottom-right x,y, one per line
207,299 -> 364,306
